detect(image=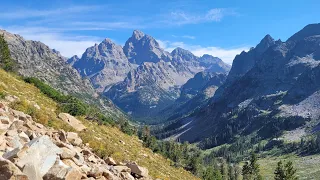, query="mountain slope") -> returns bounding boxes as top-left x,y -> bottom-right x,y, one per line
1,29 -> 126,120
167,24 -> 320,145
155,72 -> 227,126
0,68 -> 198,180
105,31 -> 230,121
1,29 -> 95,97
